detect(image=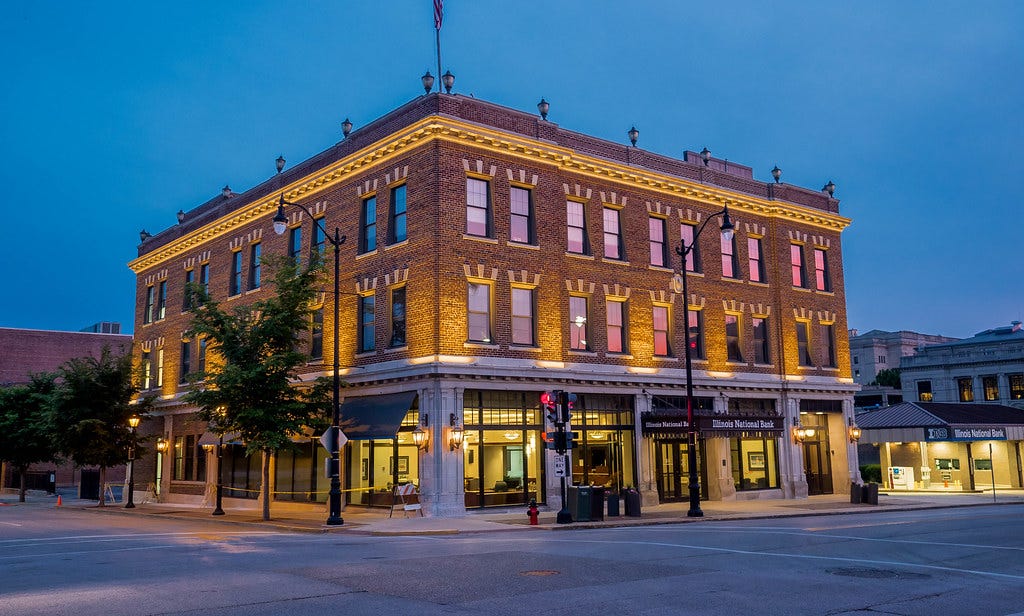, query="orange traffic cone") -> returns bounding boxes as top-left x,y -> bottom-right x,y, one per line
56,495 -> 62,507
